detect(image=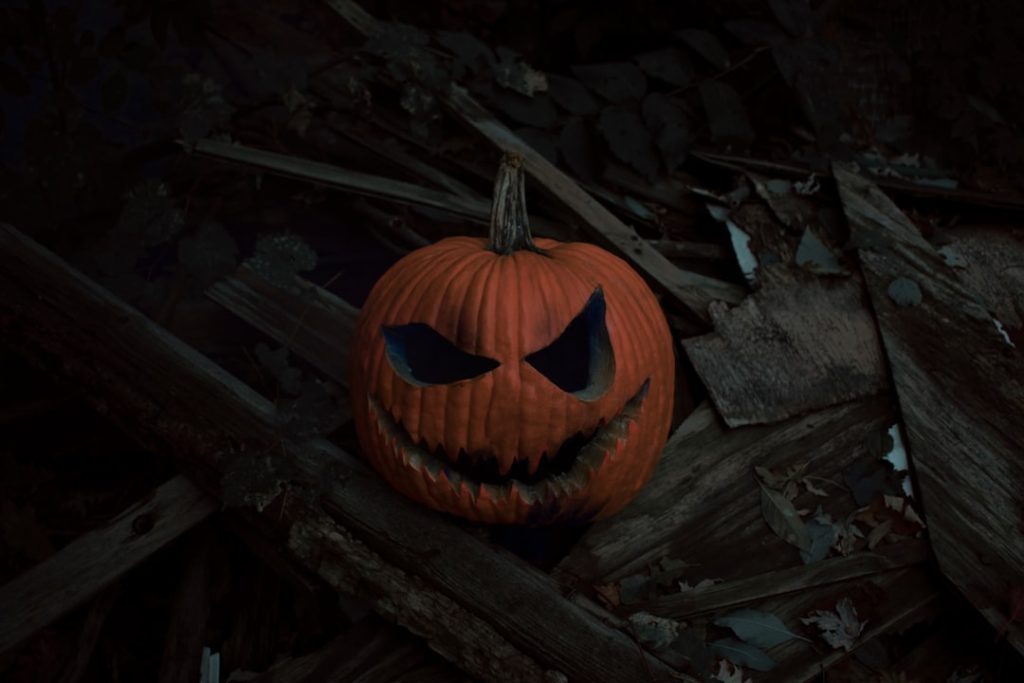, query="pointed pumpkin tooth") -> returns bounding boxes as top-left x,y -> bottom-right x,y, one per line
424,458 -> 442,481
565,469 -> 588,491
545,477 -> 564,500
442,468 -> 462,492
483,482 -> 502,500
406,448 -> 424,471
555,473 -> 580,495
512,482 -> 536,505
